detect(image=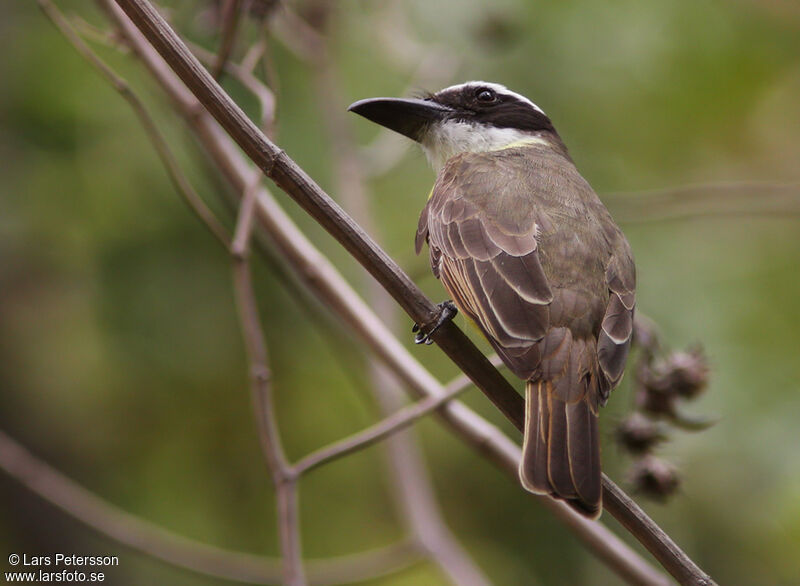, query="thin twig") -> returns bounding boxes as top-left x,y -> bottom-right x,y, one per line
70,14 -> 120,46
192,41 -> 276,136
214,16 -> 306,583
38,0 -> 230,249
606,181 -> 800,224
0,429 -> 423,585
232,170 -> 262,257
231,176 -> 305,584
231,240 -> 305,586
212,0 -> 243,79
99,3 -> 677,584
607,180 -> 800,201
267,5 -> 324,62
292,358 -> 493,477
241,28 -> 267,73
